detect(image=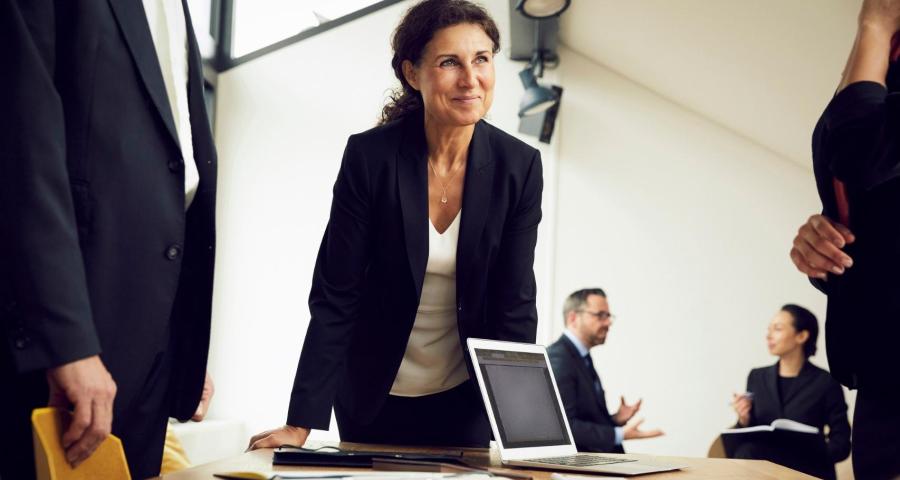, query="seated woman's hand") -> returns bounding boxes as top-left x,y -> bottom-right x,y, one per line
247,425 -> 310,450
731,393 -> 753,427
